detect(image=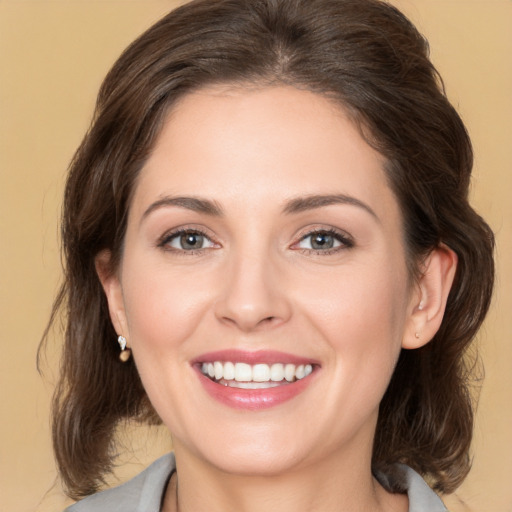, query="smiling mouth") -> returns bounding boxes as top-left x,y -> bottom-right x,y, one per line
200,361 -> 314,389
